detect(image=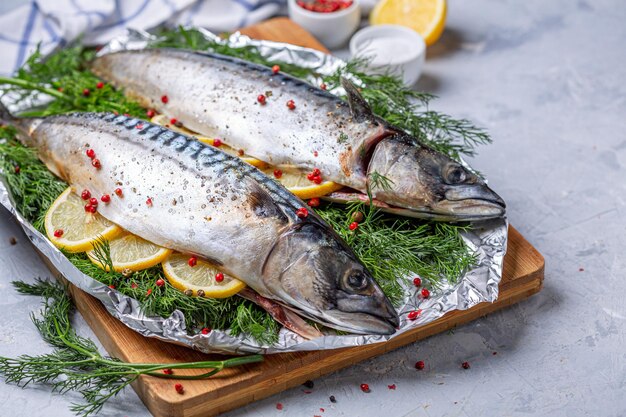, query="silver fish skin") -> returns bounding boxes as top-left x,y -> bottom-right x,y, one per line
2,108 -> 399,335
92,48 -> 505,221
